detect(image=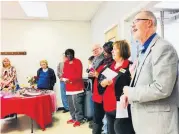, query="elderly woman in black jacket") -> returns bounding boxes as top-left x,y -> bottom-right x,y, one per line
37,60 -> 56,90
